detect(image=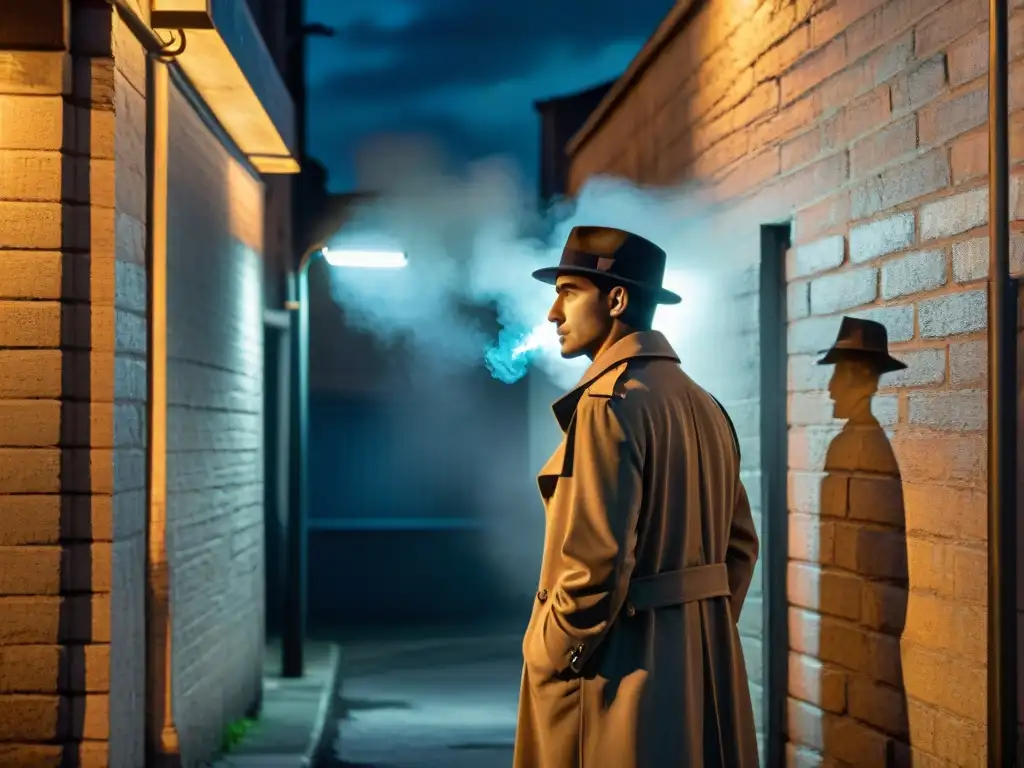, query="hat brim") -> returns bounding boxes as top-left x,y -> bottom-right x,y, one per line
531,266 -> 682,305
816,347 -> 907,373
